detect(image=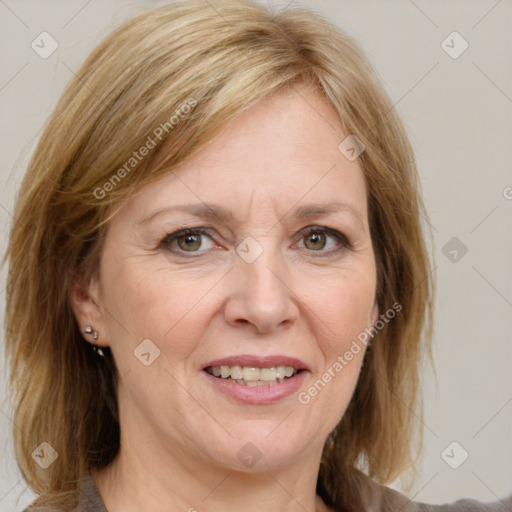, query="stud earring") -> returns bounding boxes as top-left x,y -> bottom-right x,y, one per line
84,326 -> 104,357
84,325 -> 98,341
